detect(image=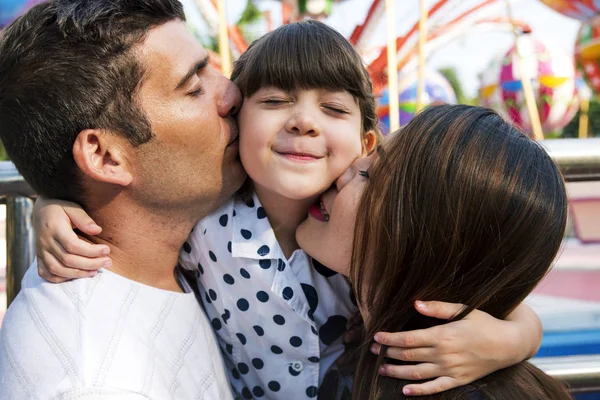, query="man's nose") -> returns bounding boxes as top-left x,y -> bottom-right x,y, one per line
218,78 -> 242,118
